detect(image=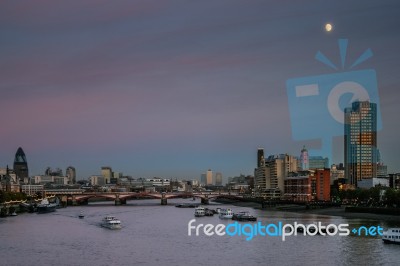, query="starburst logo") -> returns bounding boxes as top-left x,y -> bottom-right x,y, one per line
286,39 -> 382,159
